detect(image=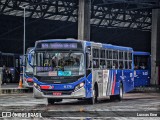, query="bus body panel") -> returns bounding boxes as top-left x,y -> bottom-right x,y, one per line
134,70 -> 150,87
86,73 -> 92,98
89,69 -> 134,98
33,76 -> 86,98
33,69 -> 134,99
123,70 -> 134,92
